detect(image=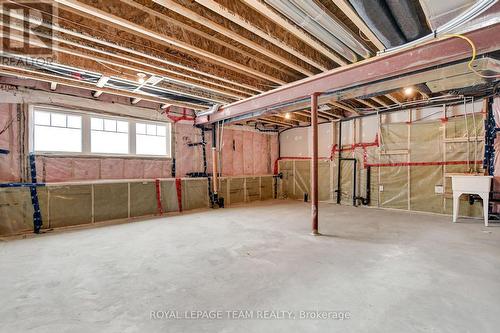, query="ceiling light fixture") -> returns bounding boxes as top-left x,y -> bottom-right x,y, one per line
137,73 -> 146,84
403,87 -> 414,96
284,112 -> 291,119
